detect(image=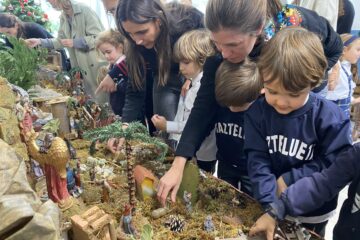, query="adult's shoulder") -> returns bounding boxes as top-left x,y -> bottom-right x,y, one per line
22,22 -> 52,38
293,5 -> 331,38
167,2 -> 204,43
